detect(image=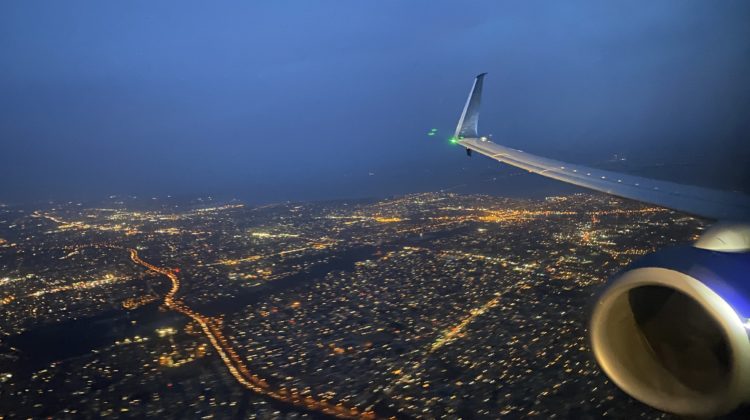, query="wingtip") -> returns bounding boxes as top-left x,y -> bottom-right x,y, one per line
455,73 -> 487,138
477,72 -> 488,78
